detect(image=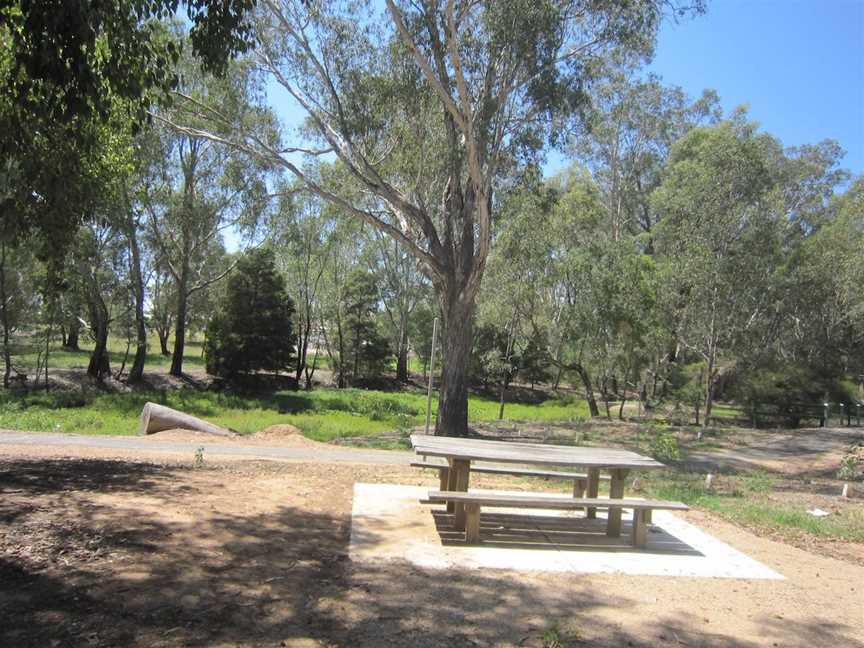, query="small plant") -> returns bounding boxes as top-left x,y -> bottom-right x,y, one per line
649,430 -> 681,462
540,621 -> 581,648
742,470 -> 775,494
394,413 -> 413,438
193,446 -> 205,468
837,443 -> 862,481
